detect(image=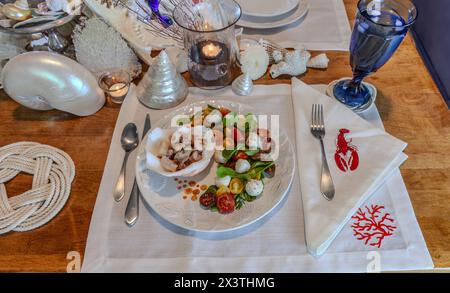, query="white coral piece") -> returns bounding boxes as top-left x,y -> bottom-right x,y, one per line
240,44 -> 269,81
307,53 -> 329,69
272,50 -> 284,63
73,17 -> 141,78
270,49 -> 311,78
